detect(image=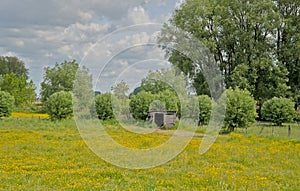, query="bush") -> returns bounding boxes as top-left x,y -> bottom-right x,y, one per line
0,91 -> 15,118
224,88 -> 257,131
198,95 -> 212,125
156,89 -> 179,112
45,91 -> 73,120
129,91 -> 156,120
261,97 -> 296,126
95,93 -> 115,120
